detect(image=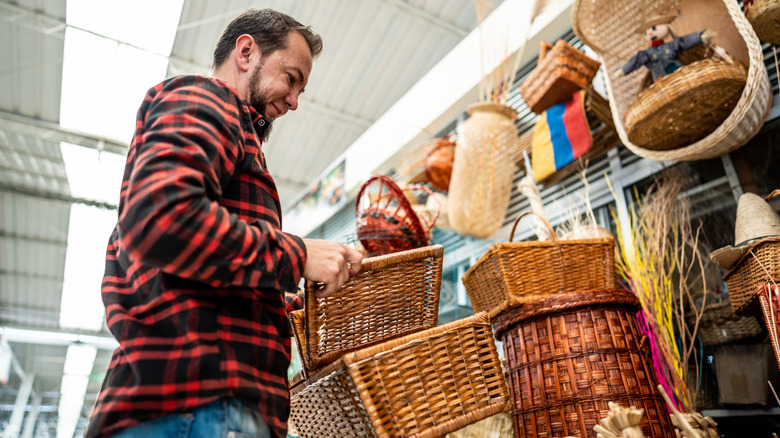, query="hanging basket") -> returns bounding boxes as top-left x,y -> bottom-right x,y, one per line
623,58 -> 748,151
519,40 -> 602,114
572,0 -> 773,161
447,102 -> 518,238
462,211 -> 616,320
493,289 -> 674,438
745,0 -> 780,45
424,136 -> 456,192
355,175 -> 438,257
